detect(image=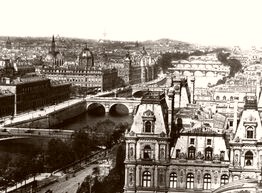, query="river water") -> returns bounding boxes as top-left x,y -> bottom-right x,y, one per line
57,112 -> 134,130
